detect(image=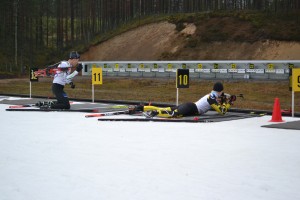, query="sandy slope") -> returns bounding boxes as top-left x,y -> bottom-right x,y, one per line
81,21 -> 300,61
82,22 -> 177,61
